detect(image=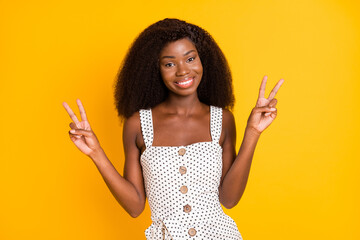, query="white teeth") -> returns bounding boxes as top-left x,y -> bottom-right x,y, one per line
177,79 -> 193,85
